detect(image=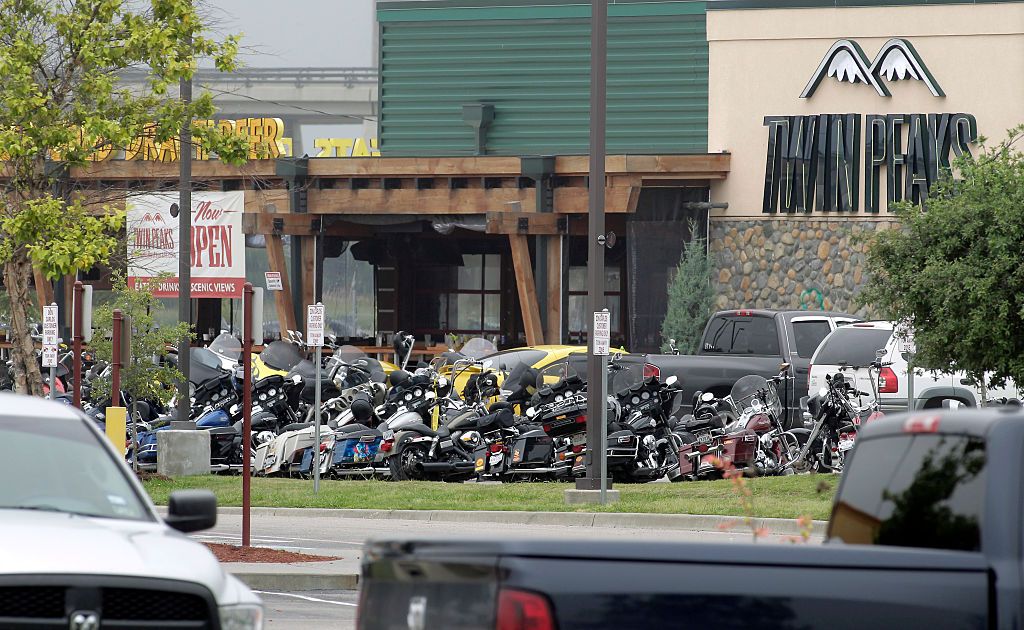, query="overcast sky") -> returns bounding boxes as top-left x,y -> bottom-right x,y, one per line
202,0 -> 376,68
